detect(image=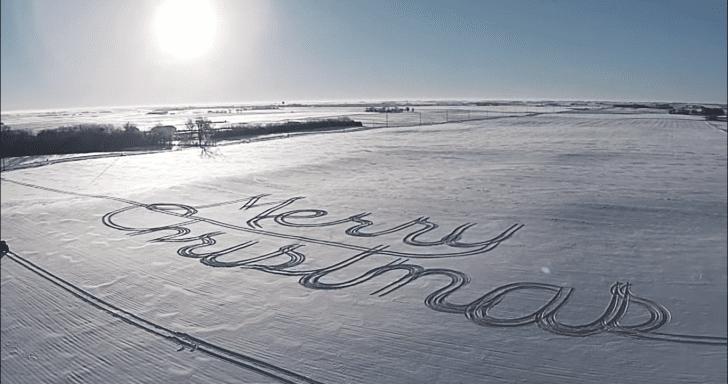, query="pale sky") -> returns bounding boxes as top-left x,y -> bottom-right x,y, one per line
2,0 -> 726,111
